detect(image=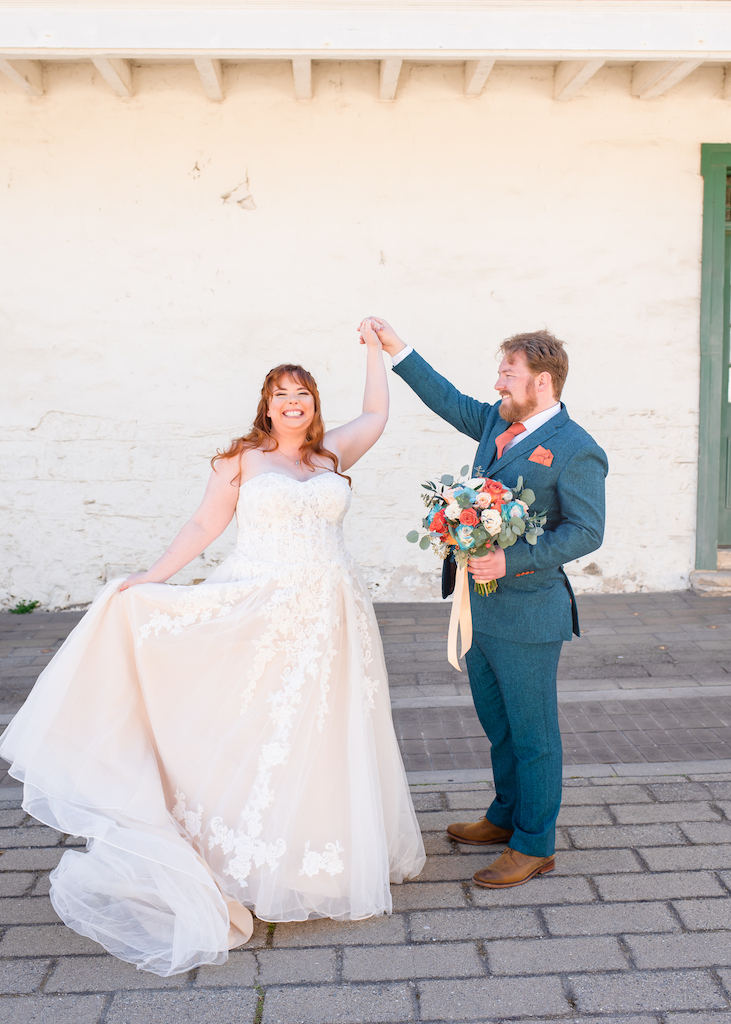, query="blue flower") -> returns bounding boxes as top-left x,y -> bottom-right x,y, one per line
502,500 -> 528,521
455,525 -> 475,549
